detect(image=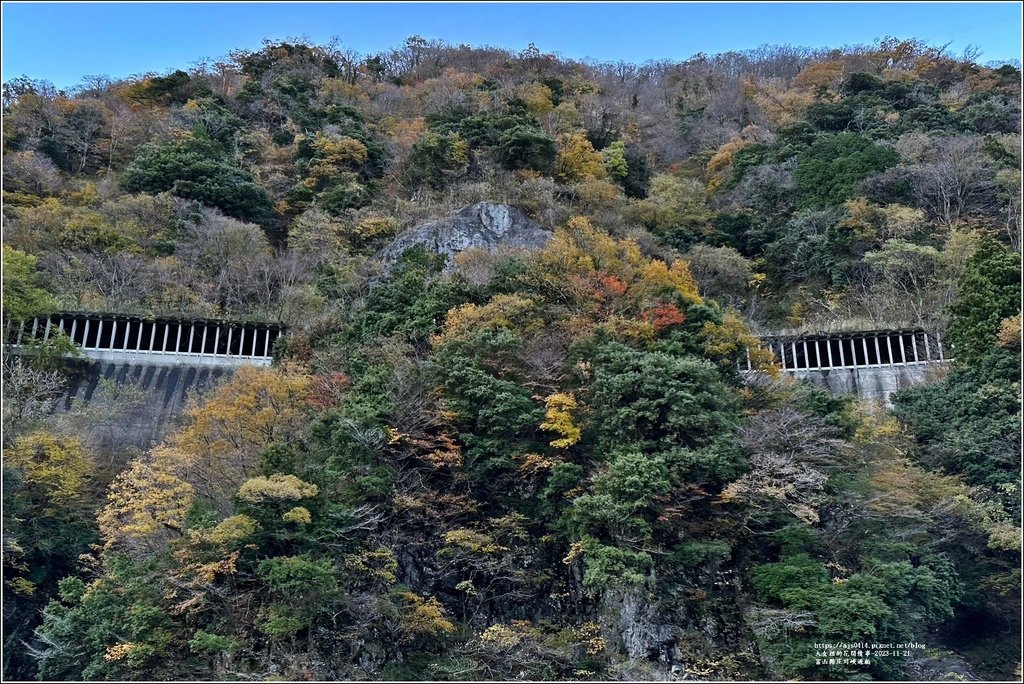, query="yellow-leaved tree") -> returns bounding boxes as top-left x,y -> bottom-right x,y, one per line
98,365 -> 312,555
167,364 -> 312,506
99,459 -> 196,554
700,310 -> 778,375
520,216 -> 706,343
236,474 -> 319,505
303,132 -> 369,190
554,131 -> 607,183
432,294 -> 543,347
5,431 -> 91,509
397,592 -> 456,642
540,392 -> 581,448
